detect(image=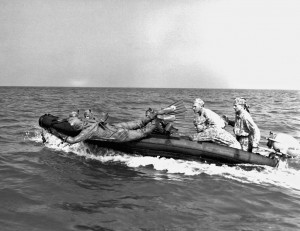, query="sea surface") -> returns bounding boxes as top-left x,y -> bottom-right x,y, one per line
1,86 -> 300,231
